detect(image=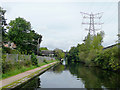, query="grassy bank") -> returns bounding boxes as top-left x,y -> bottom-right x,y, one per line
1,61 -> 59,89
1,60 -> 58,80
